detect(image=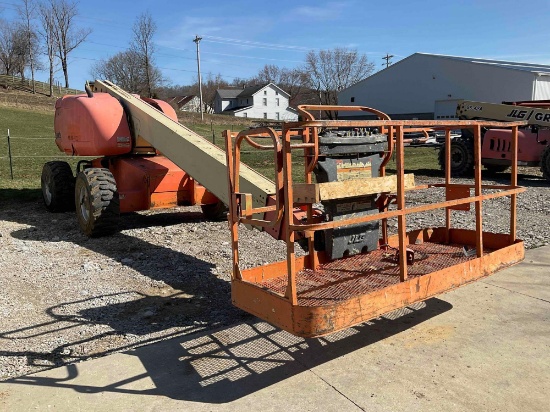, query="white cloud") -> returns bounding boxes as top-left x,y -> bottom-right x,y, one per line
286,1 -> 354,21
157,15 -> 273,49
